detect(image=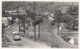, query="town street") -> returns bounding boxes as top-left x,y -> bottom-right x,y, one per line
4,23 -> 50,48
